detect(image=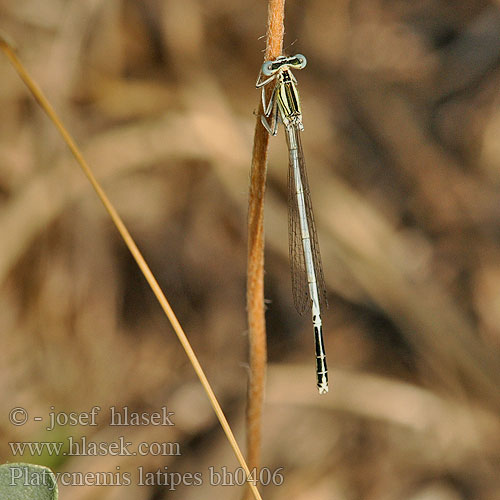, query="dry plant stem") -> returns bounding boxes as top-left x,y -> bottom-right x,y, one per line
245,0 -> 285,495
0,39 -> 263,500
